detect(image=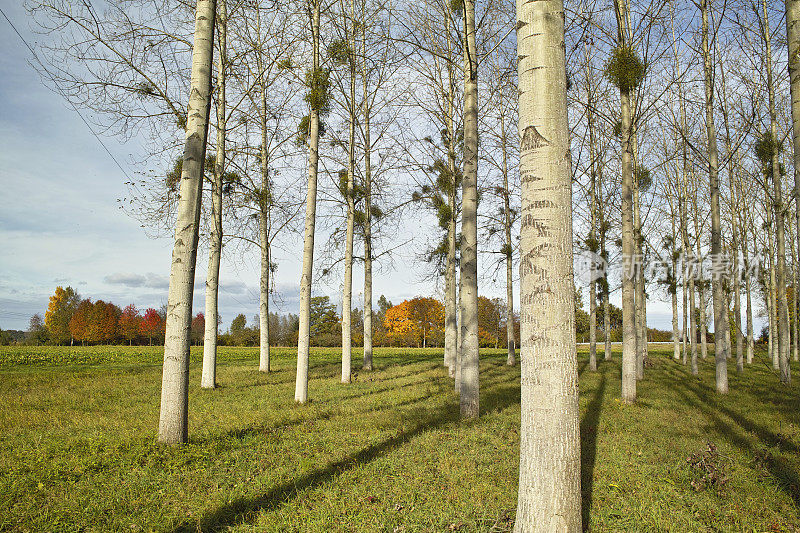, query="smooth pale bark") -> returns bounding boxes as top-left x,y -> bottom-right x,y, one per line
682,267 -> 688,364
362,35 -> 373,372
720,76 -> 744,372
586,54 -> 598,371
671,211 -> 681,361
733,246 -> 743,372
633,162 -> 645,379
257,14 -> 271,373
700,0 -> 728,392
363,163 -> 374,372
679,70 -> 694,368
600,190 -> 611,359
631,131 -> 646,379
743,230 -> 755,364
615,0 -> 636,403
689,278 -> 698,374
259,228 -> 270,372
787,0 -> 800,365
730,180 -> 744,372
201,0 -> 225,390
763,0 -> 791,383
501,105 -> 516,366
730,195 -> 744,373
725,289 -> 732,359
684,169 -> 698,374
603,287 -> 611,360
767,201 -> 779,370
158,0 -> 216,445
295,0 -> 321,403
455,293 -> 462,393
341,18 -> 357,384
445,199 -> 458,374
514,0 -> 582,528
459,0 -> 479,418
791,227 -> 800,362
699,284 -> 708,360
444,11 -> 458,376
